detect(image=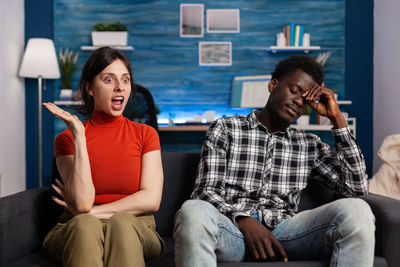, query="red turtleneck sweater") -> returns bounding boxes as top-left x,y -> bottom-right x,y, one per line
54,110 -> 161,204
